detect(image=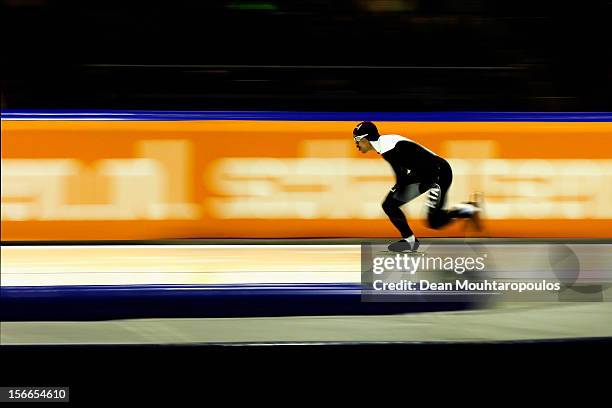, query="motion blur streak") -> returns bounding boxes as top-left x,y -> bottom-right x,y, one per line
1,245 -> 360,286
